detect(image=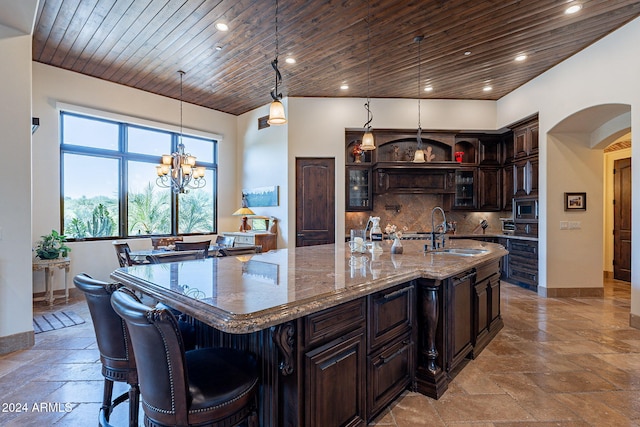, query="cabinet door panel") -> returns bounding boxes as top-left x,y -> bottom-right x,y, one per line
478,168 -> 501,211
305,330 -> 366,427
502,165 -> 514,211
367,334 -> 413,419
